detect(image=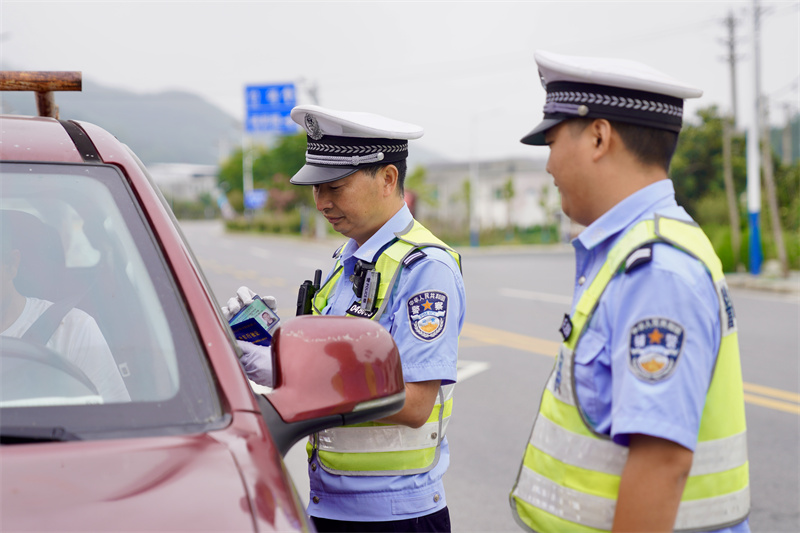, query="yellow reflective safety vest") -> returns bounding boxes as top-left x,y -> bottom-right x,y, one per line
510,215 -> 749,532
308,219 -> 462,476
